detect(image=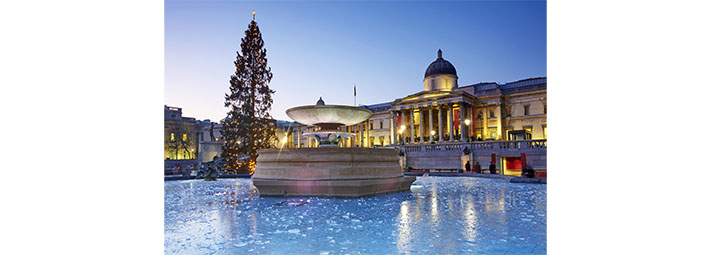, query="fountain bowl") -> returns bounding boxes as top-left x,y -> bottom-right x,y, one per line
286,105 -> 372,127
